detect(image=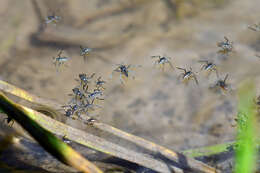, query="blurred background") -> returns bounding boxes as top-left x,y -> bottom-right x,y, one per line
0,0 -> 260,172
